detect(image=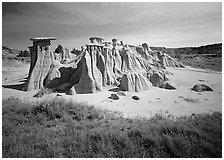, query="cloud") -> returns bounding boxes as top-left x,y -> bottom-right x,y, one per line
2,2 -> 222,50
